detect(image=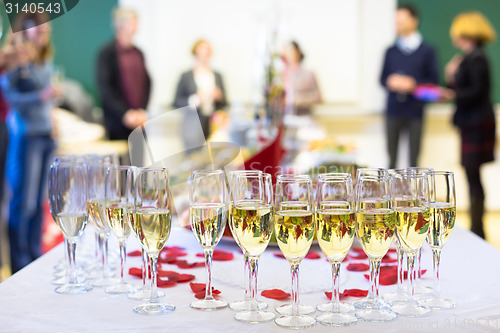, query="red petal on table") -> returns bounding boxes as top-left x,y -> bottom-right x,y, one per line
348,252 -> 368,260
128,267 -> 142,278
273,253 -> 286,259
341,289 -> 369,299
261,289 -> 291,300
380,265 -> 397,275
196,250 -> 234,261
190,282 -> 206,293
194,289 -> 221,299
158,256 -> 180,264
157,270 -> 179,281
363,272 -> 398,286
177,274 -> 195,283
387,248 -> 398,253
175,260 -> 205,269
305,251 -> 321,260
346,263 -> 369,272
382,255 -> 398,263
157,279 -> 177,288
351,247 -> 365,253
127,250 -> 142,257
325,291 -> 333,300
166,246 -> 186,251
